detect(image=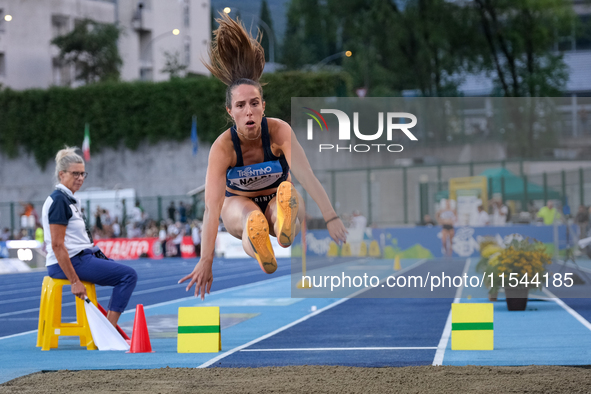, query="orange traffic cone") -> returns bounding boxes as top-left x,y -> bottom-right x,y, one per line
128,304 -> 154,353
